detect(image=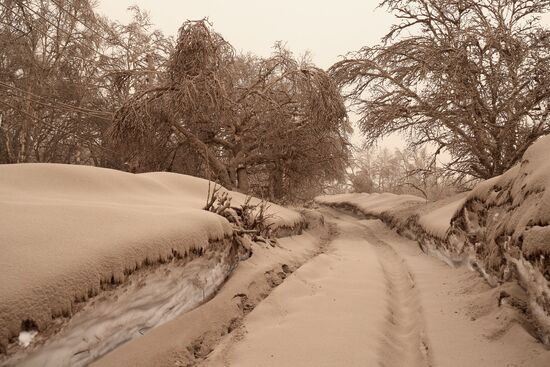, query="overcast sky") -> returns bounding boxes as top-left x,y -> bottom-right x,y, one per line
97,0 -> 395,70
